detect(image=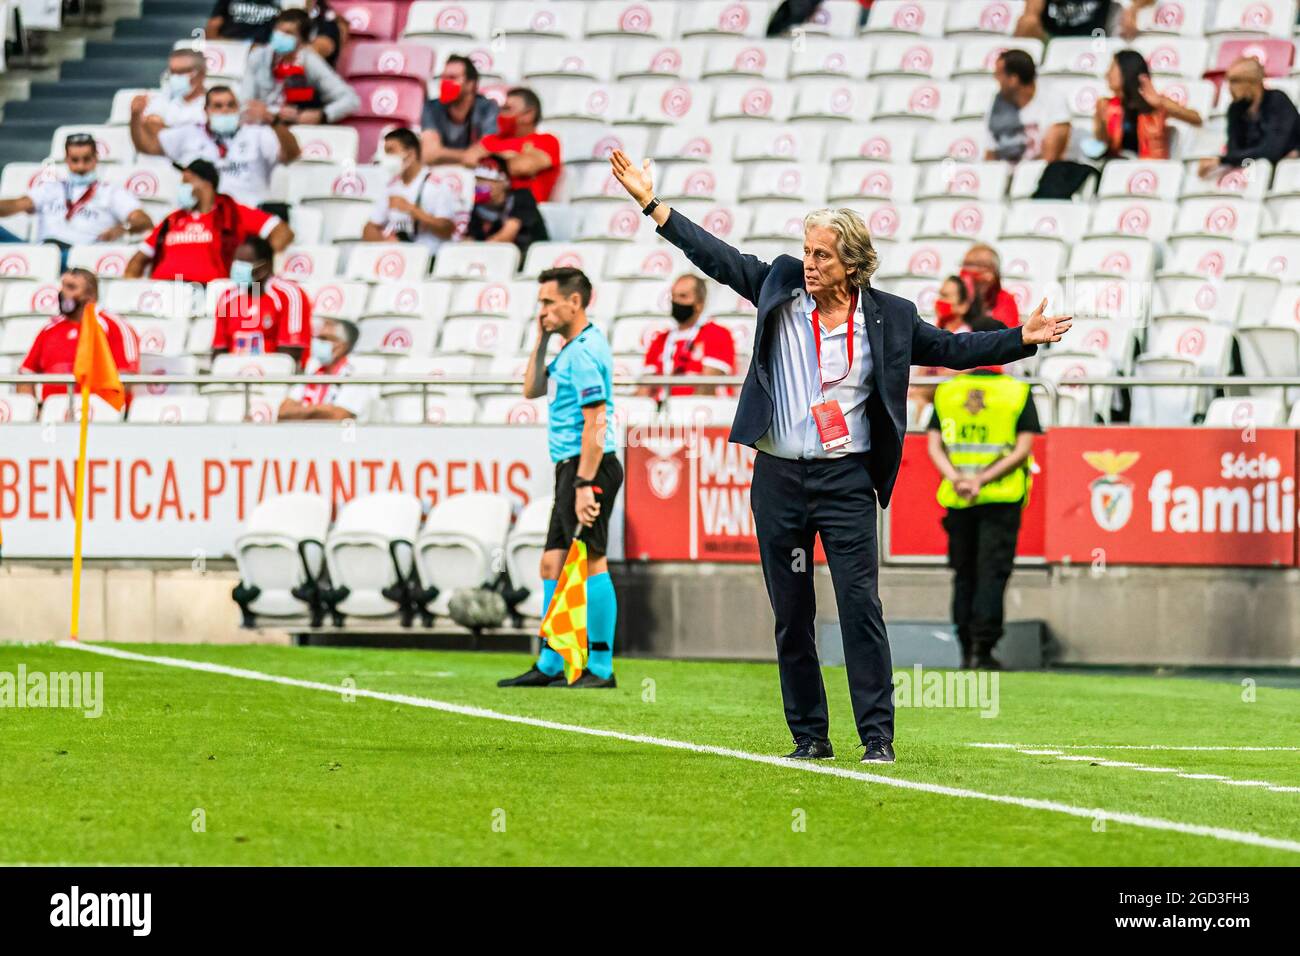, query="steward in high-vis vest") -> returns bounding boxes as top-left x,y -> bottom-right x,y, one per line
926,368 -> 1041,670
